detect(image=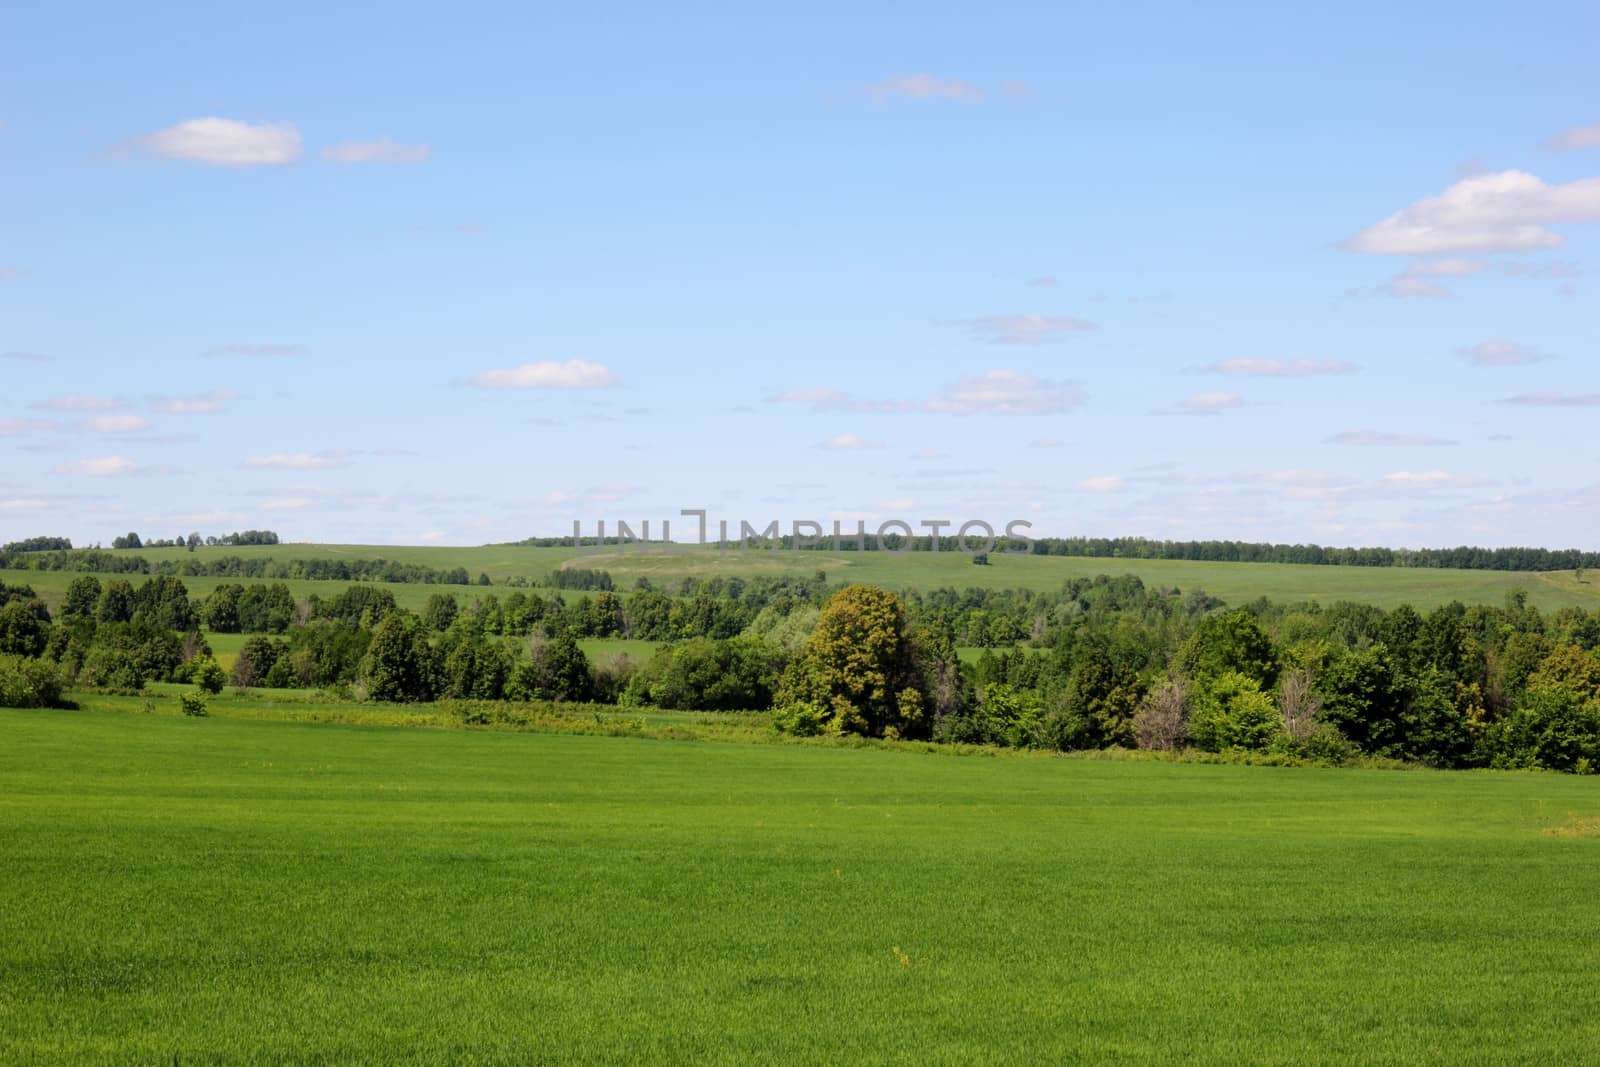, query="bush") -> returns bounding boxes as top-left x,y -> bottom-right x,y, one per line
0,654 -> 68,708
179,691 -> 208,717
191,657 -> 227,694
772,700 -> 829,737
79,646 -> 144,690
